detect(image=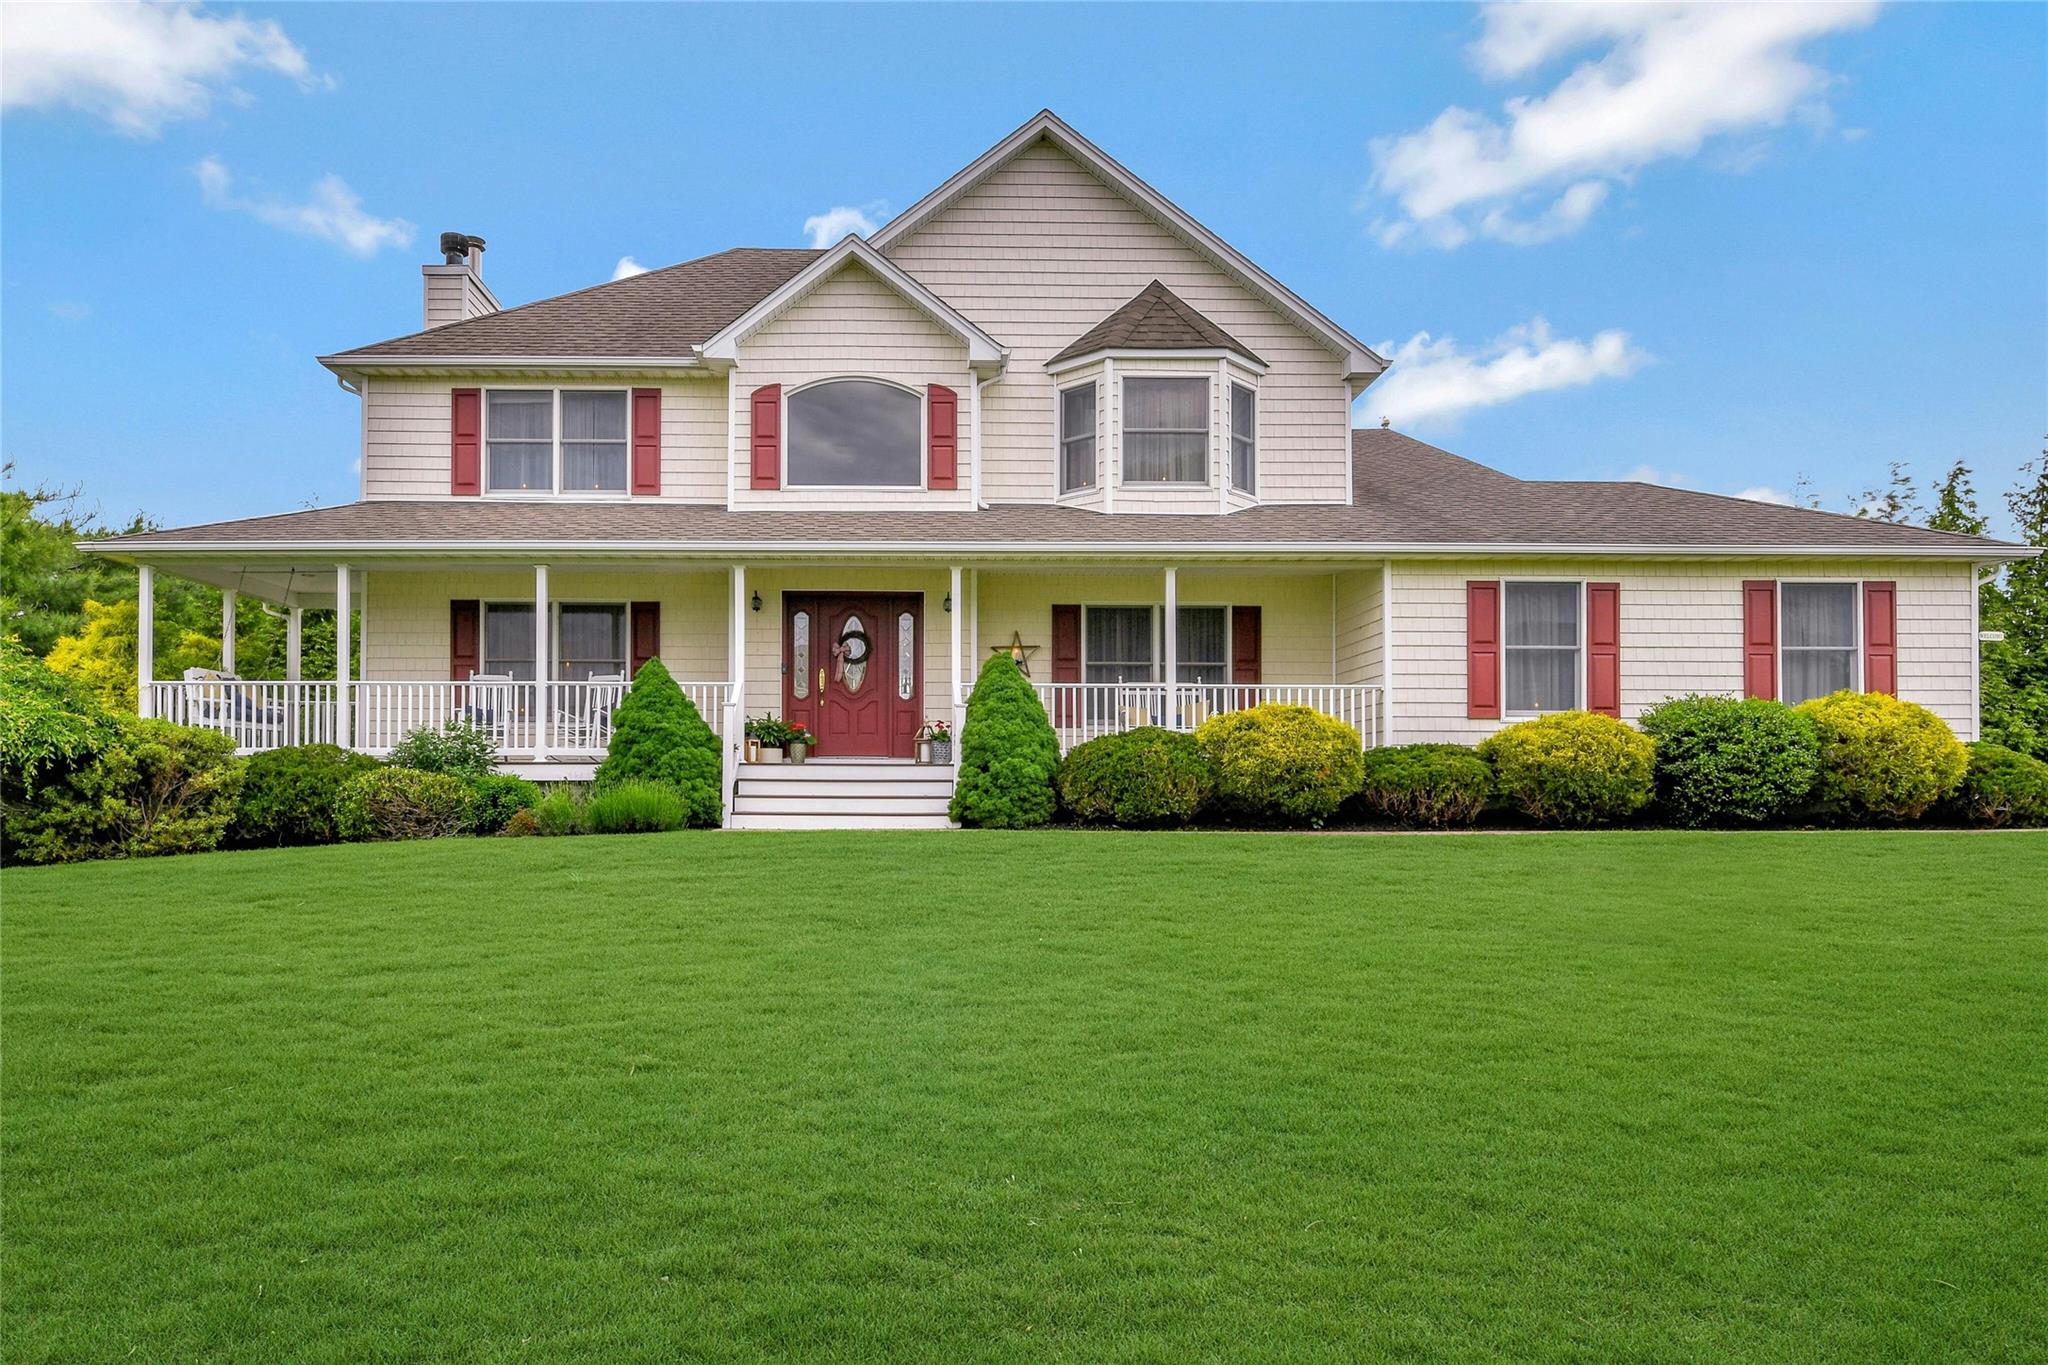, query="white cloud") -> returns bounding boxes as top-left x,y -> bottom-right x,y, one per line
1,0 -> 327,137
1624,464 -> 1794,506
48,300 -> 93,323
612,256 -> 649,280
1365,318 -> 1648,427
801,202 -> 886,248
196,156 -> 413,257
1369,2 -> 1879,248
